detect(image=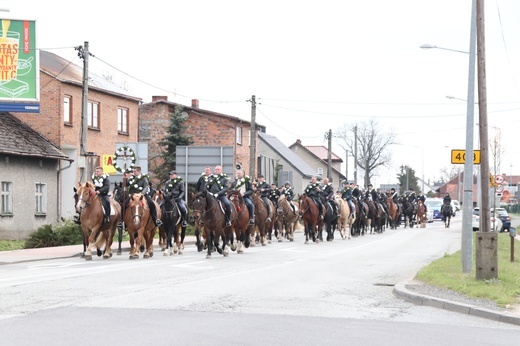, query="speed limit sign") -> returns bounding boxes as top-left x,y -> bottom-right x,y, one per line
496,184 -> 504,193
495,175 -> 504,184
